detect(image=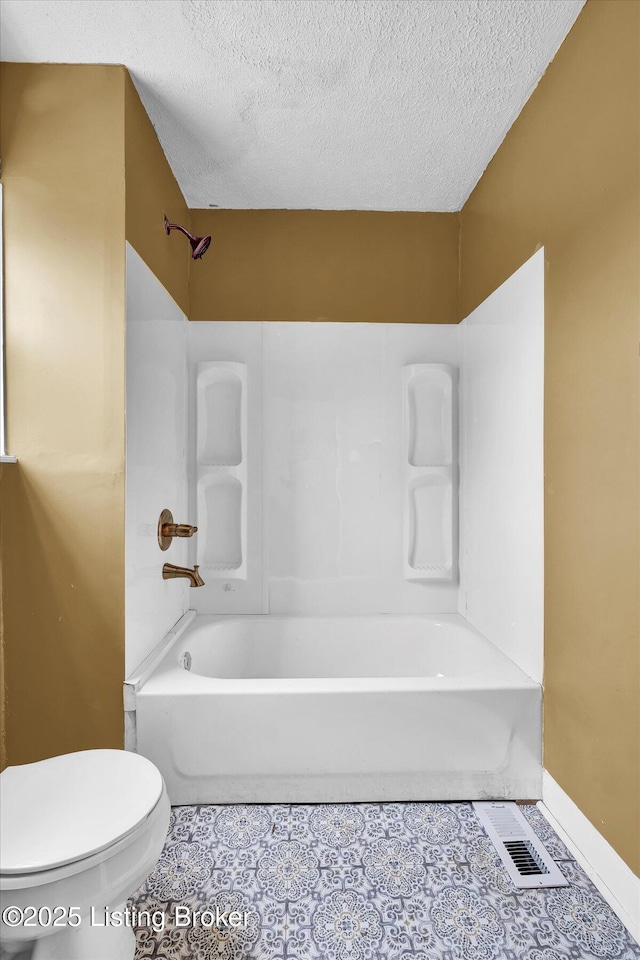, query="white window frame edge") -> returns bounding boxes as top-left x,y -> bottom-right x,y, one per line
0,180 -> 16,462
